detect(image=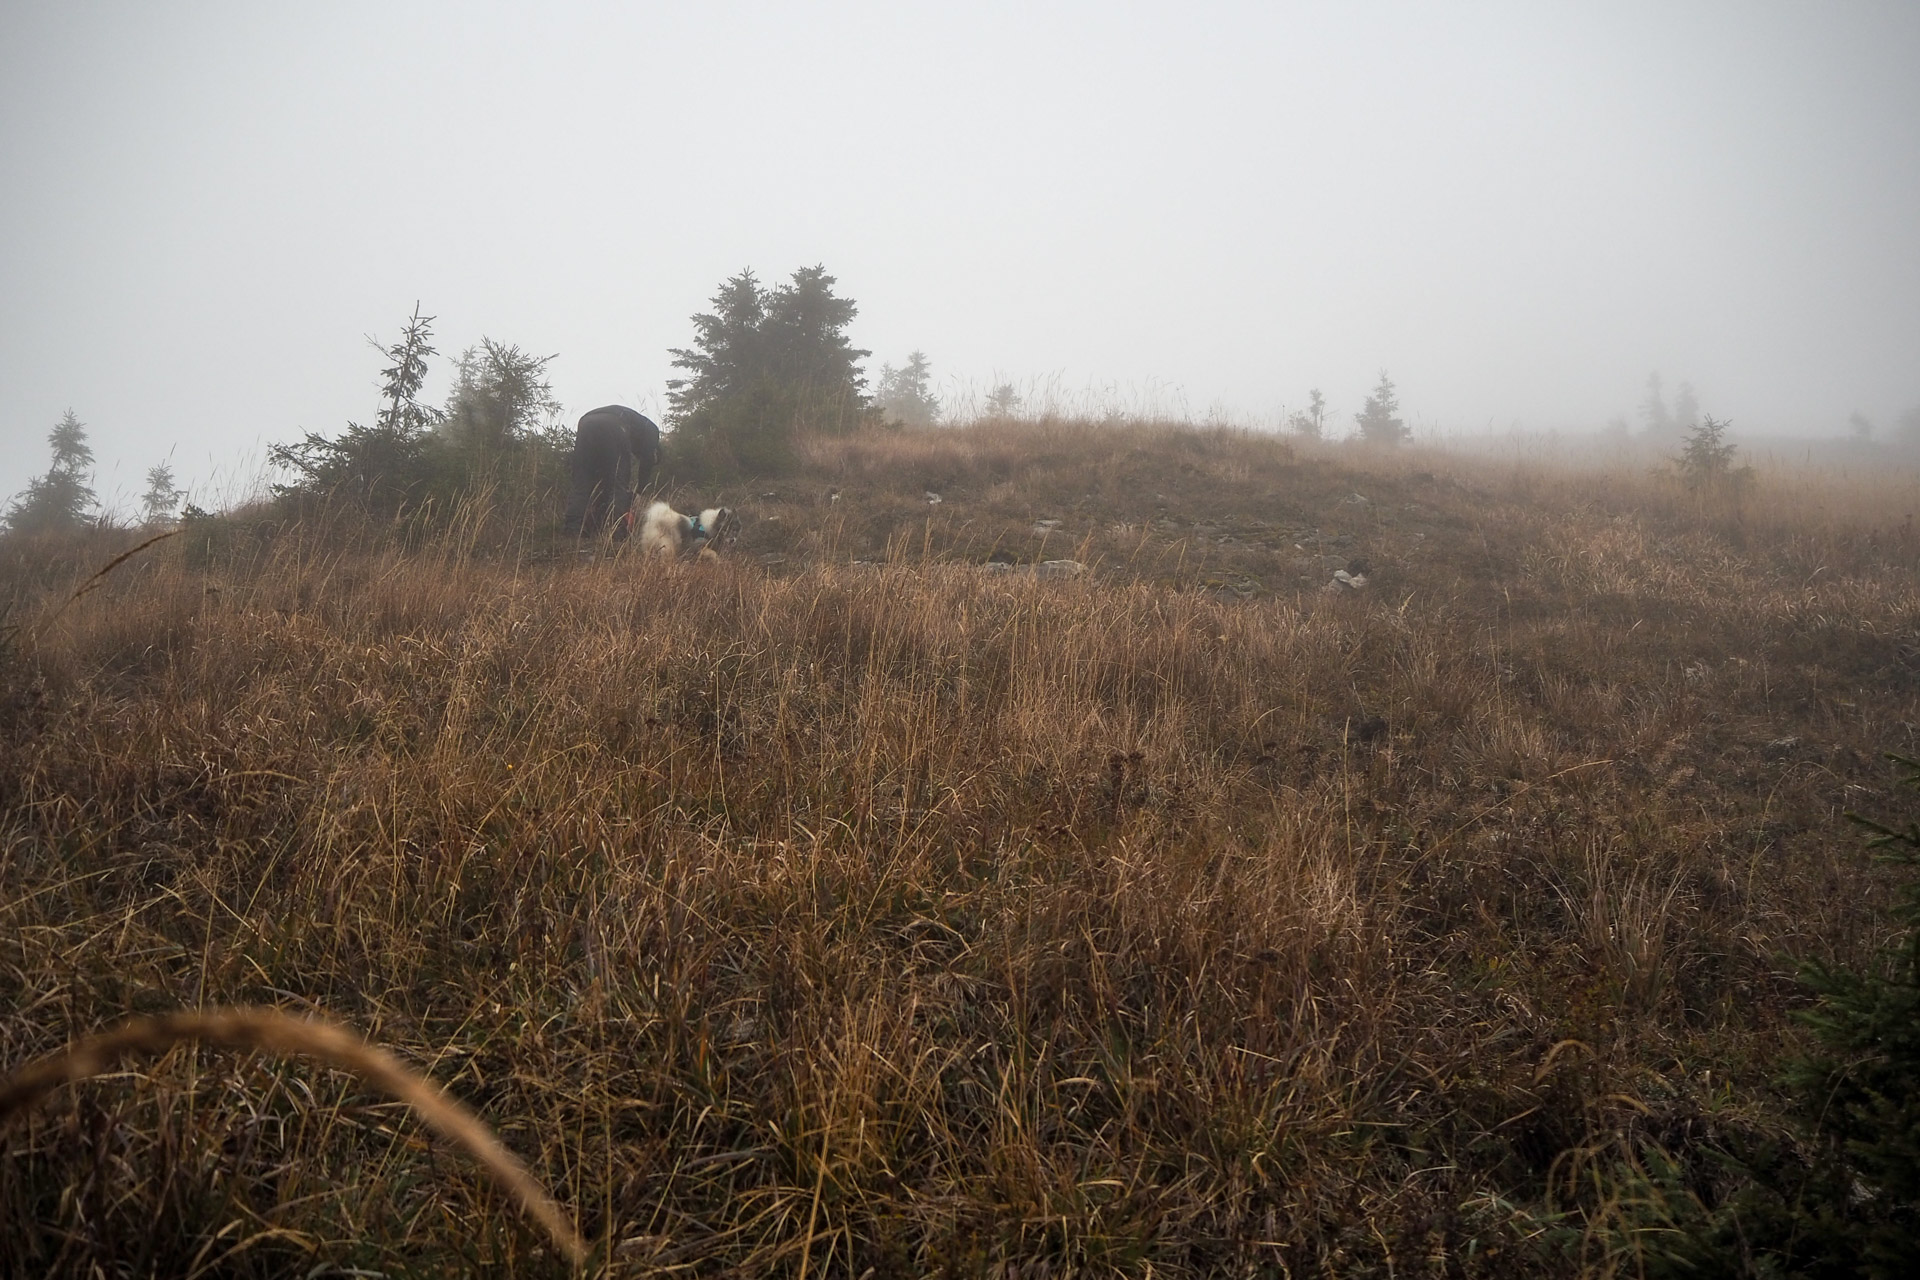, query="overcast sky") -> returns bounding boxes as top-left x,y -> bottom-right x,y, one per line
3,1 -> 1917,513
